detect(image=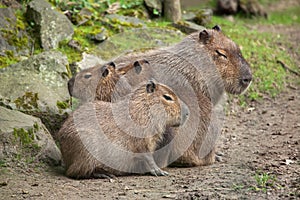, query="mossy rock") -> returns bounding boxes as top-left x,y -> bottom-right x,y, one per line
94,27 -> 185,60
0,106 -> 61,166
0,7 -> 32,68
